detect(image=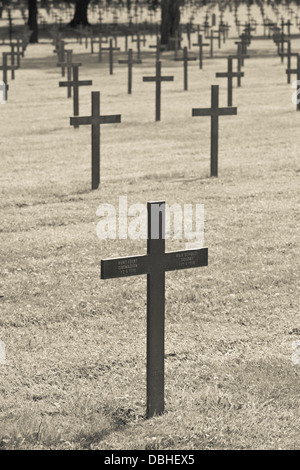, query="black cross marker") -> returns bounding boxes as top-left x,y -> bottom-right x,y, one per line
59,65 -> 92,127
192,85 -> 237,177
118,49 -> 142,94
57,50 -> 82,98
175,46 -> 197,91
216,57 -> 244,106
193,34 -> 209,69
102,38 -> 120,75
101,201 -> 208,418
70,91 -> 121,189
143,61 -> 174,122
